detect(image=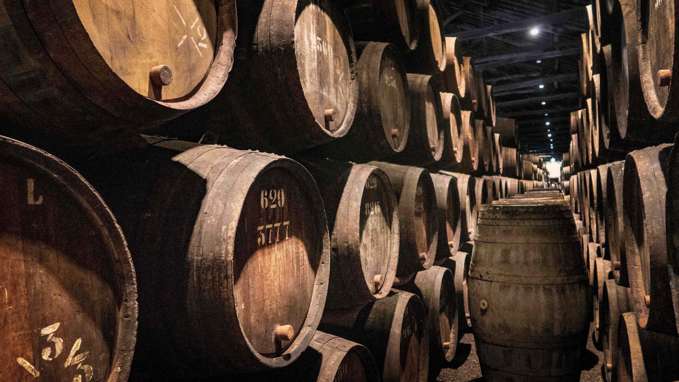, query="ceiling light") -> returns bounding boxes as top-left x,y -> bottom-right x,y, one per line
539,84 -> 545,89
548,133 -> 552,138
529,26 -> 541,37
536,59 -> 543,64
544,113 -> 549,117
541,101 -> 547,106
545,121 -> 551,126
551,158 -> 556,163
